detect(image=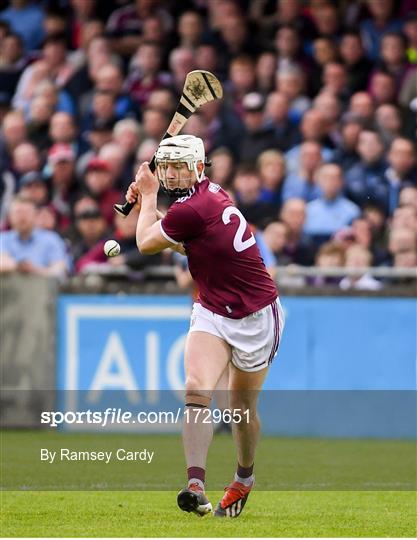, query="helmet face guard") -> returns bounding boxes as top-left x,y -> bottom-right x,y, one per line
154,135 -> 205,198
156,158 -> 200,198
